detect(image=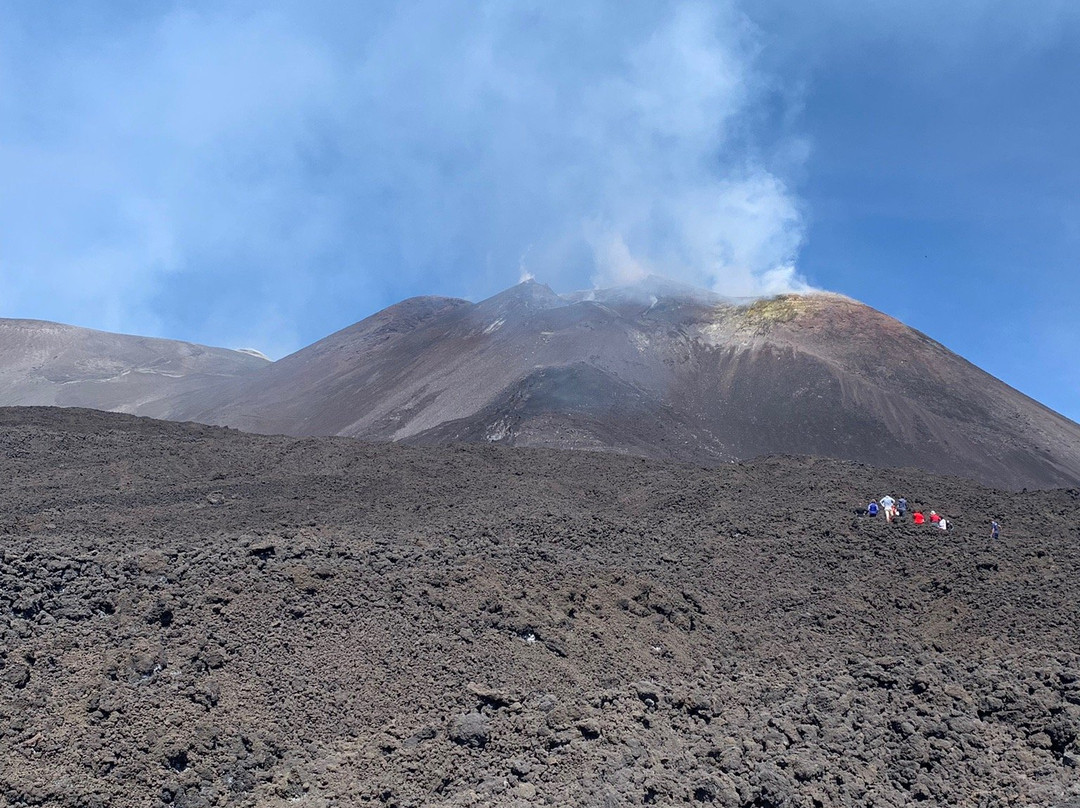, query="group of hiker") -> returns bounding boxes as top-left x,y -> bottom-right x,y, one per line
866,495 -> 951,529
860,495 -> 1001,539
